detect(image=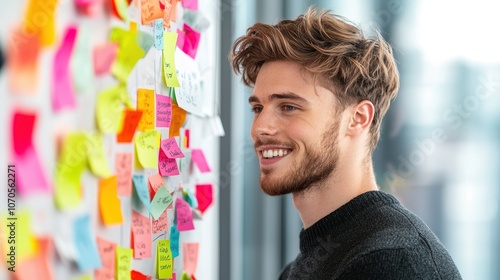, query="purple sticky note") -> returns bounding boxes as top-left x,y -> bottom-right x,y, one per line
176,198 -> 194,231
52,25 -> 78,112
191,149 -> 210,173
160,138 -> 184,159
156,94 -> 172,127
159,151 -> 180,176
